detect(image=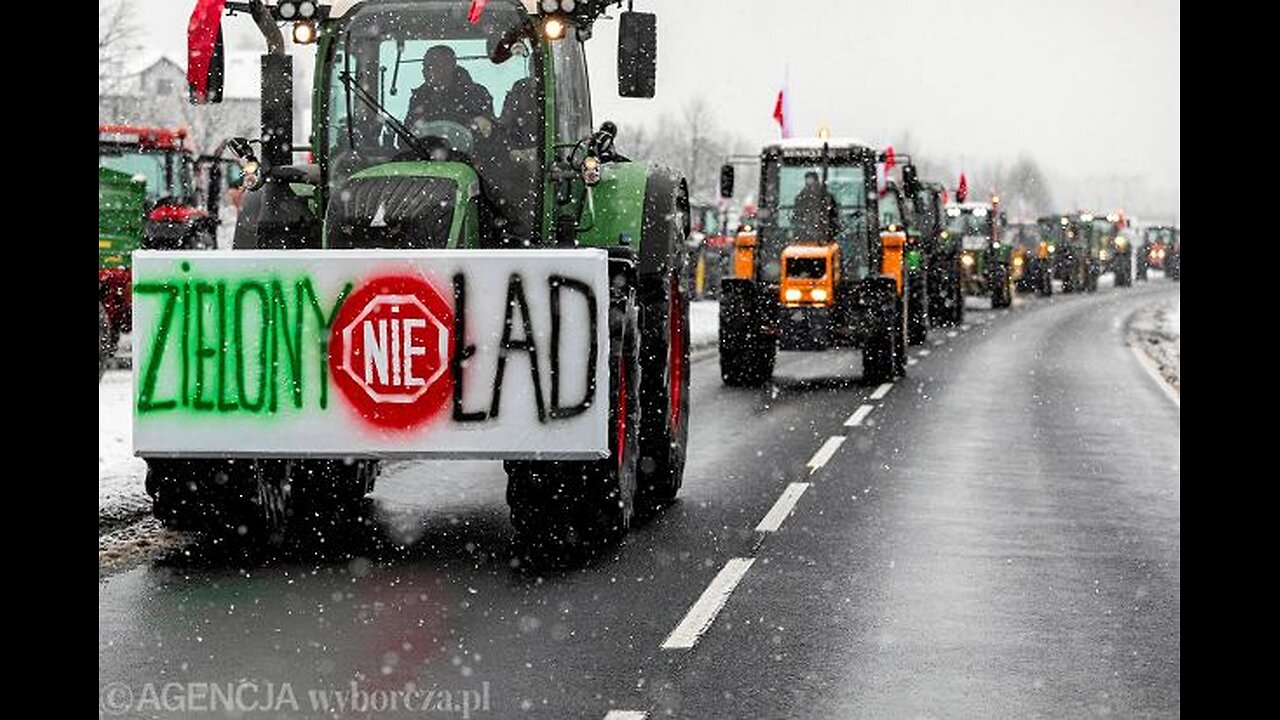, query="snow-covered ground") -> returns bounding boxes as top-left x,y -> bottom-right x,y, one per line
1130,295 -> 1180,394
98,369 -> 150,528
97,301 -> 726,525
690,300 -> 719,349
